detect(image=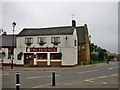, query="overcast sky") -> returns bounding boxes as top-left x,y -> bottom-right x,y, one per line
0,1 -> 118,53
